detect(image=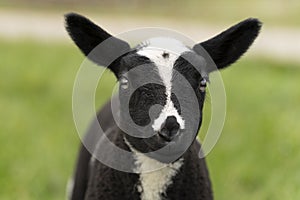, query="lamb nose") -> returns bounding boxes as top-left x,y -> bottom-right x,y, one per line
159,116 -> 180,141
